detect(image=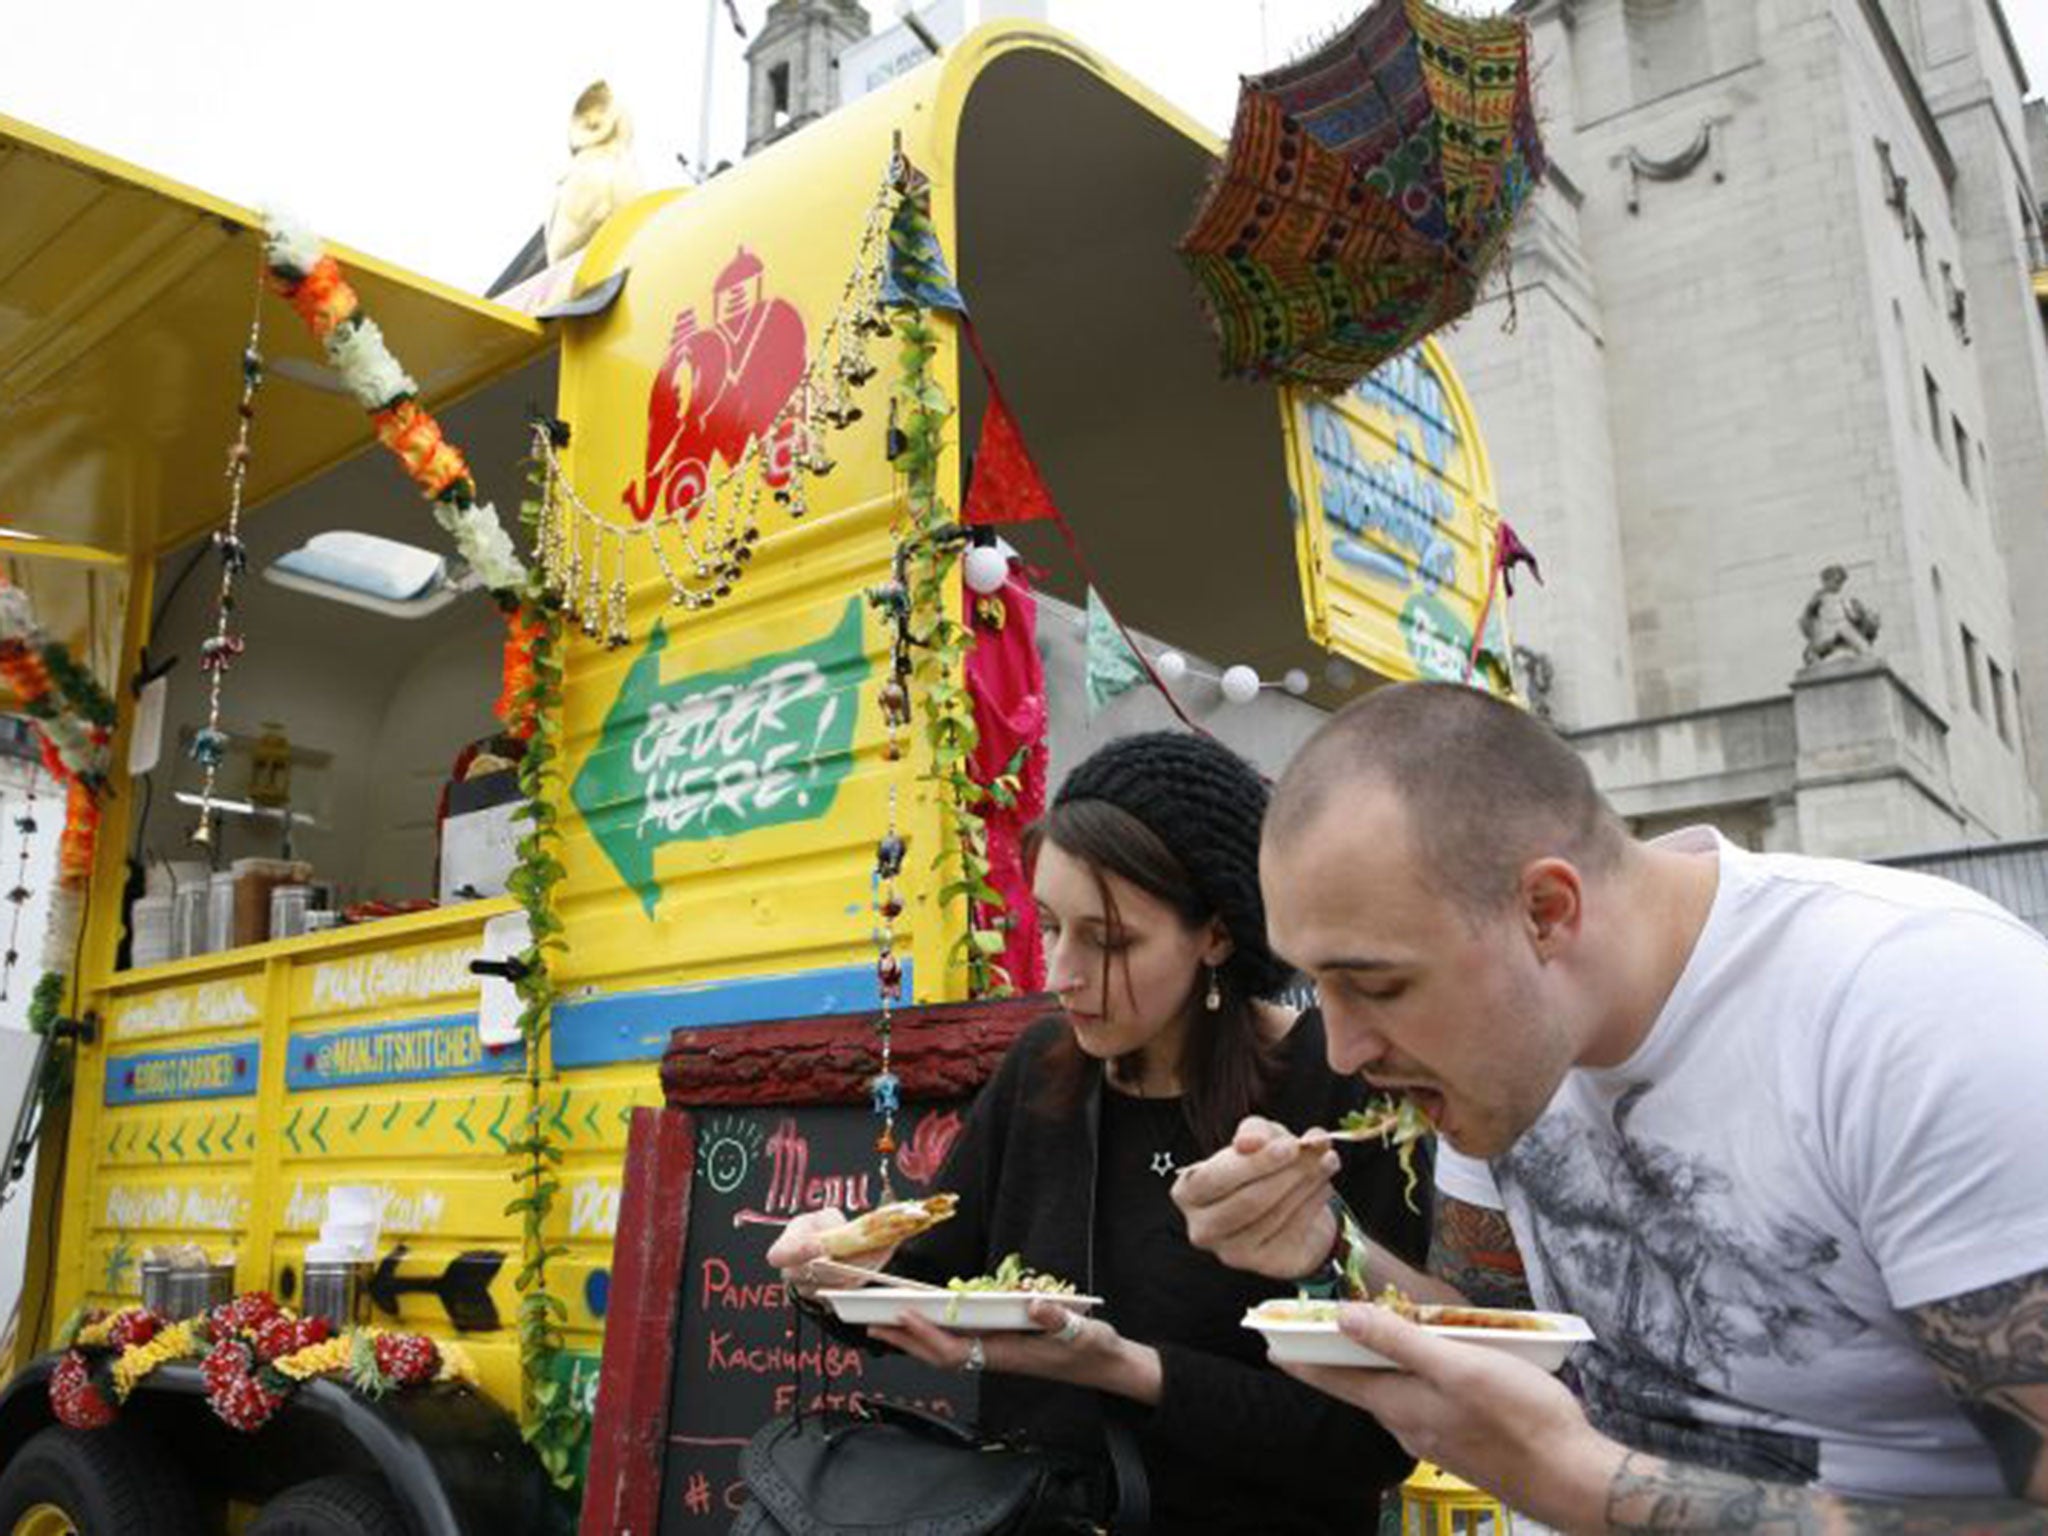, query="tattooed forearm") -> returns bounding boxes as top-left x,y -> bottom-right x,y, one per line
1605,1452 -> 2048,1534
1426,1195 -> 1532,1310
1907,1268 -> 2048,1499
